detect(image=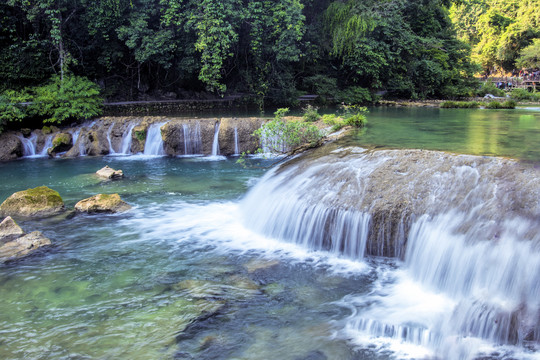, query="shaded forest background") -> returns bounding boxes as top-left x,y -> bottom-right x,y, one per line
0,0 -> 538,111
